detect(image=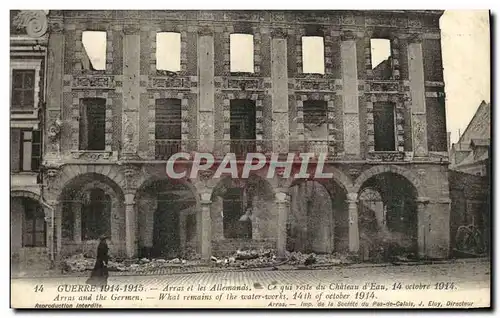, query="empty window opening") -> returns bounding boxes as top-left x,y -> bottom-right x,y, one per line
373,102 -> 396,151
156,32 -> 181,72
81,188 -> 111,240
22,199 -> 46,247
302,36 -> 325,74
303,100 -> 328,144
82,31 -> 107,71
11,70 -> 35,109
19,130 -> 41,172
303,100 -> 327,125
223,188 -> 252,239
370,38 -> 392,79
230,34 -> 254,73
230,99 -> 256,156
79,98 -> 106,151
155,98 -> 182,159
